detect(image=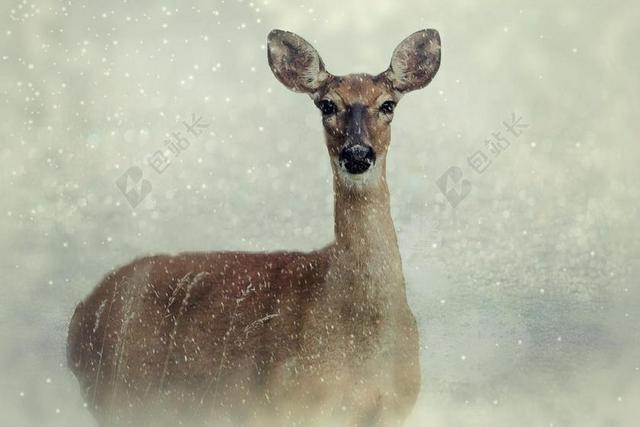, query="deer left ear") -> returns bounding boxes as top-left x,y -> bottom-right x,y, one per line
384,29 -> 441,93
267,30 -> 331,94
